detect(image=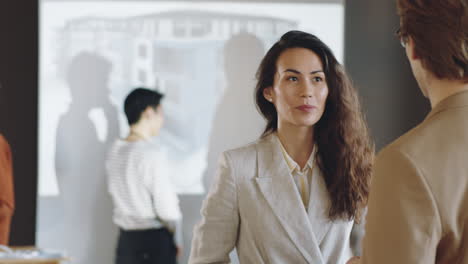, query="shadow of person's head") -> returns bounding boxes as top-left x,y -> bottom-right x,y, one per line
224,32 -> 264,84
66,51 -> 112,109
